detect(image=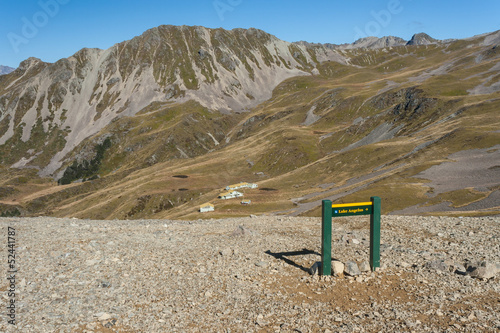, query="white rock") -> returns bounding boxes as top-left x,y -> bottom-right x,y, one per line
85,259 -> 99,266
331,261 -> 344,276
468,262 -> 499,279
219,248 -> 232,256
94,312 -> 112,321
